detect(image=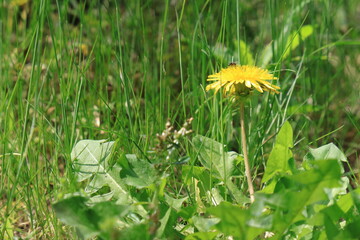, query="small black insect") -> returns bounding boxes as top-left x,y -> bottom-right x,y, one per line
228,62 -> 237,66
